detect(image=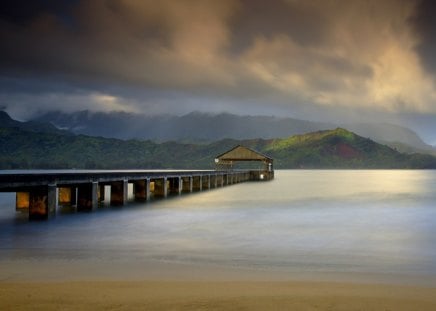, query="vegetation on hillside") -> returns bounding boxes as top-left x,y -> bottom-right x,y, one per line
1,126 -> 435,169
265,128 -> 435,168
